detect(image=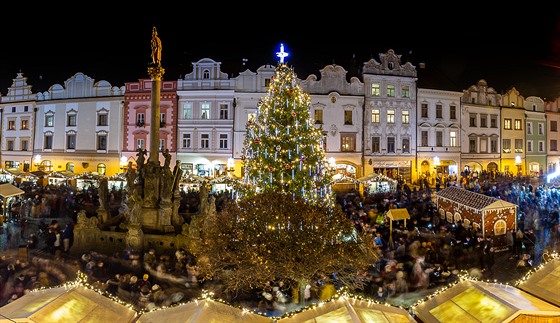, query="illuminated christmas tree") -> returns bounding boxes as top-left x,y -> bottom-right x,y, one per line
199,45 -> 378,304
241,44 -> 334,206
